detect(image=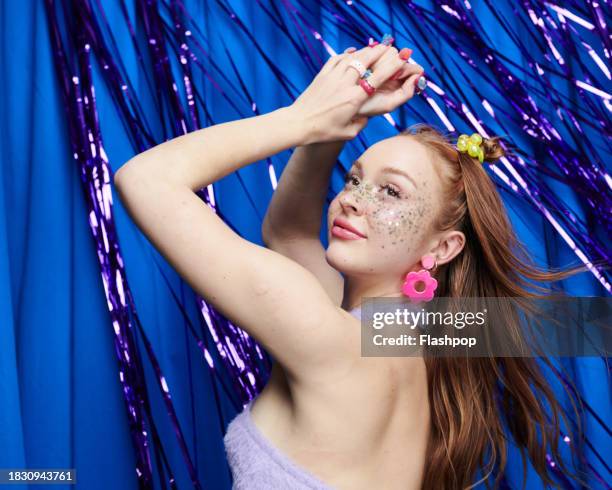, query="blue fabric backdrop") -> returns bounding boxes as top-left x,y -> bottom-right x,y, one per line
0,1 -> 609,489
